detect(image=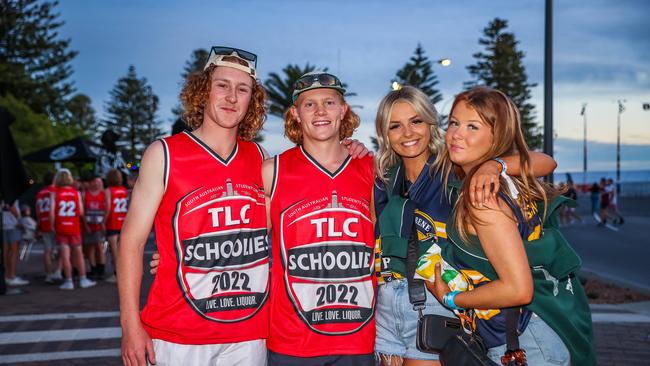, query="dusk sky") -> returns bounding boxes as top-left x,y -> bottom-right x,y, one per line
57,0 -> 650,173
